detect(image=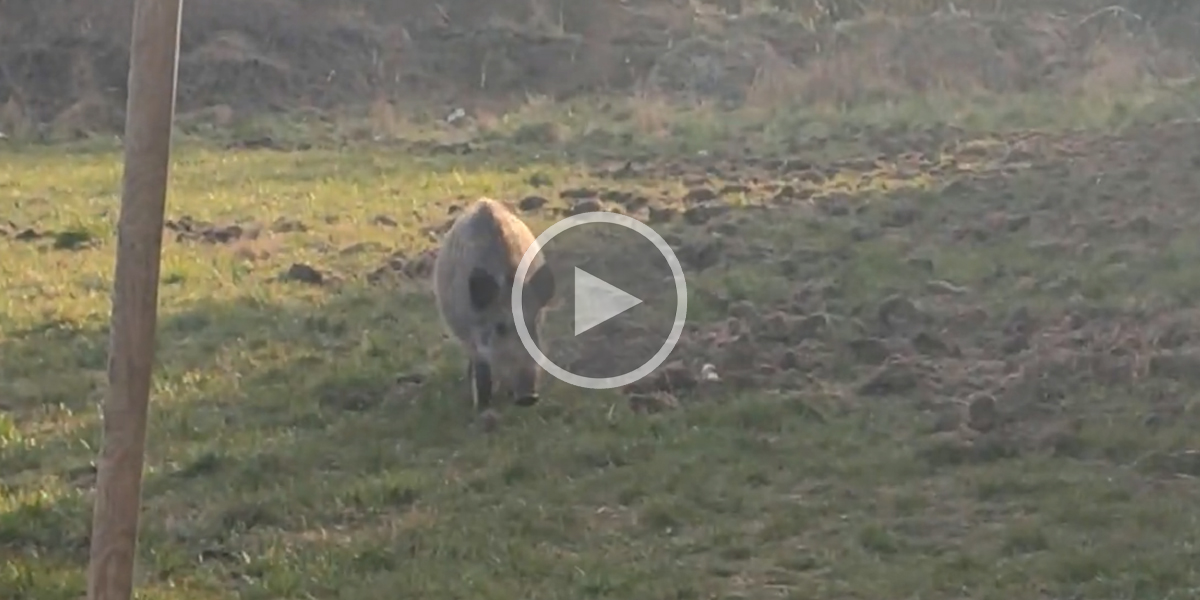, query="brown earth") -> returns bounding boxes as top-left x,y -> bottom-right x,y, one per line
3,0 -> 1200,137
